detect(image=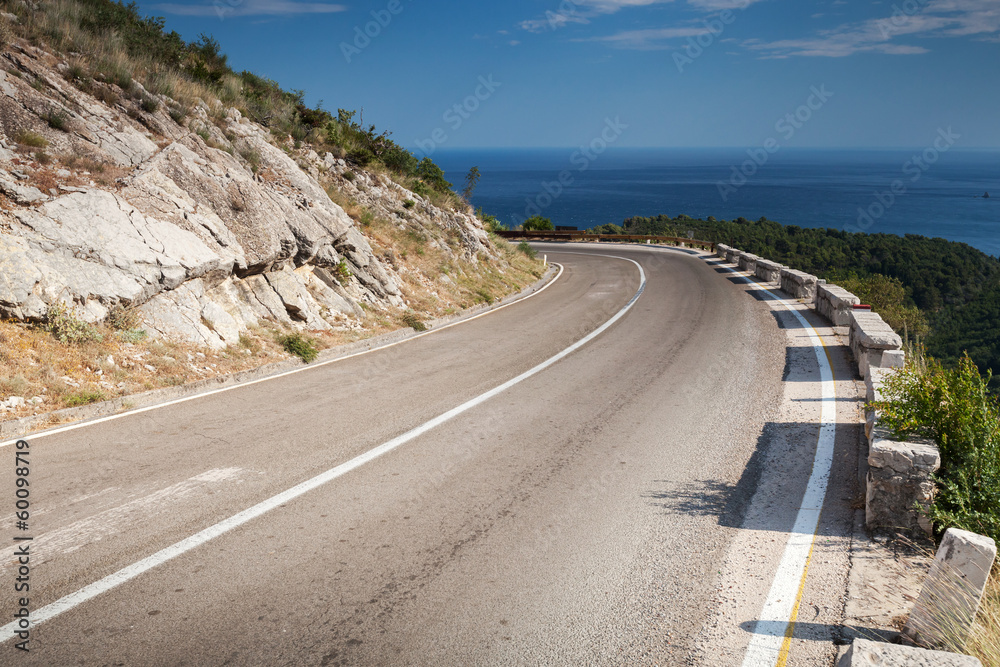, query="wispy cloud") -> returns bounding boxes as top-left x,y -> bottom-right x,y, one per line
747,0 -> 1000,58
153,0 -> 346,17
586,26 -> 712,49
519,0 -> 764,33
